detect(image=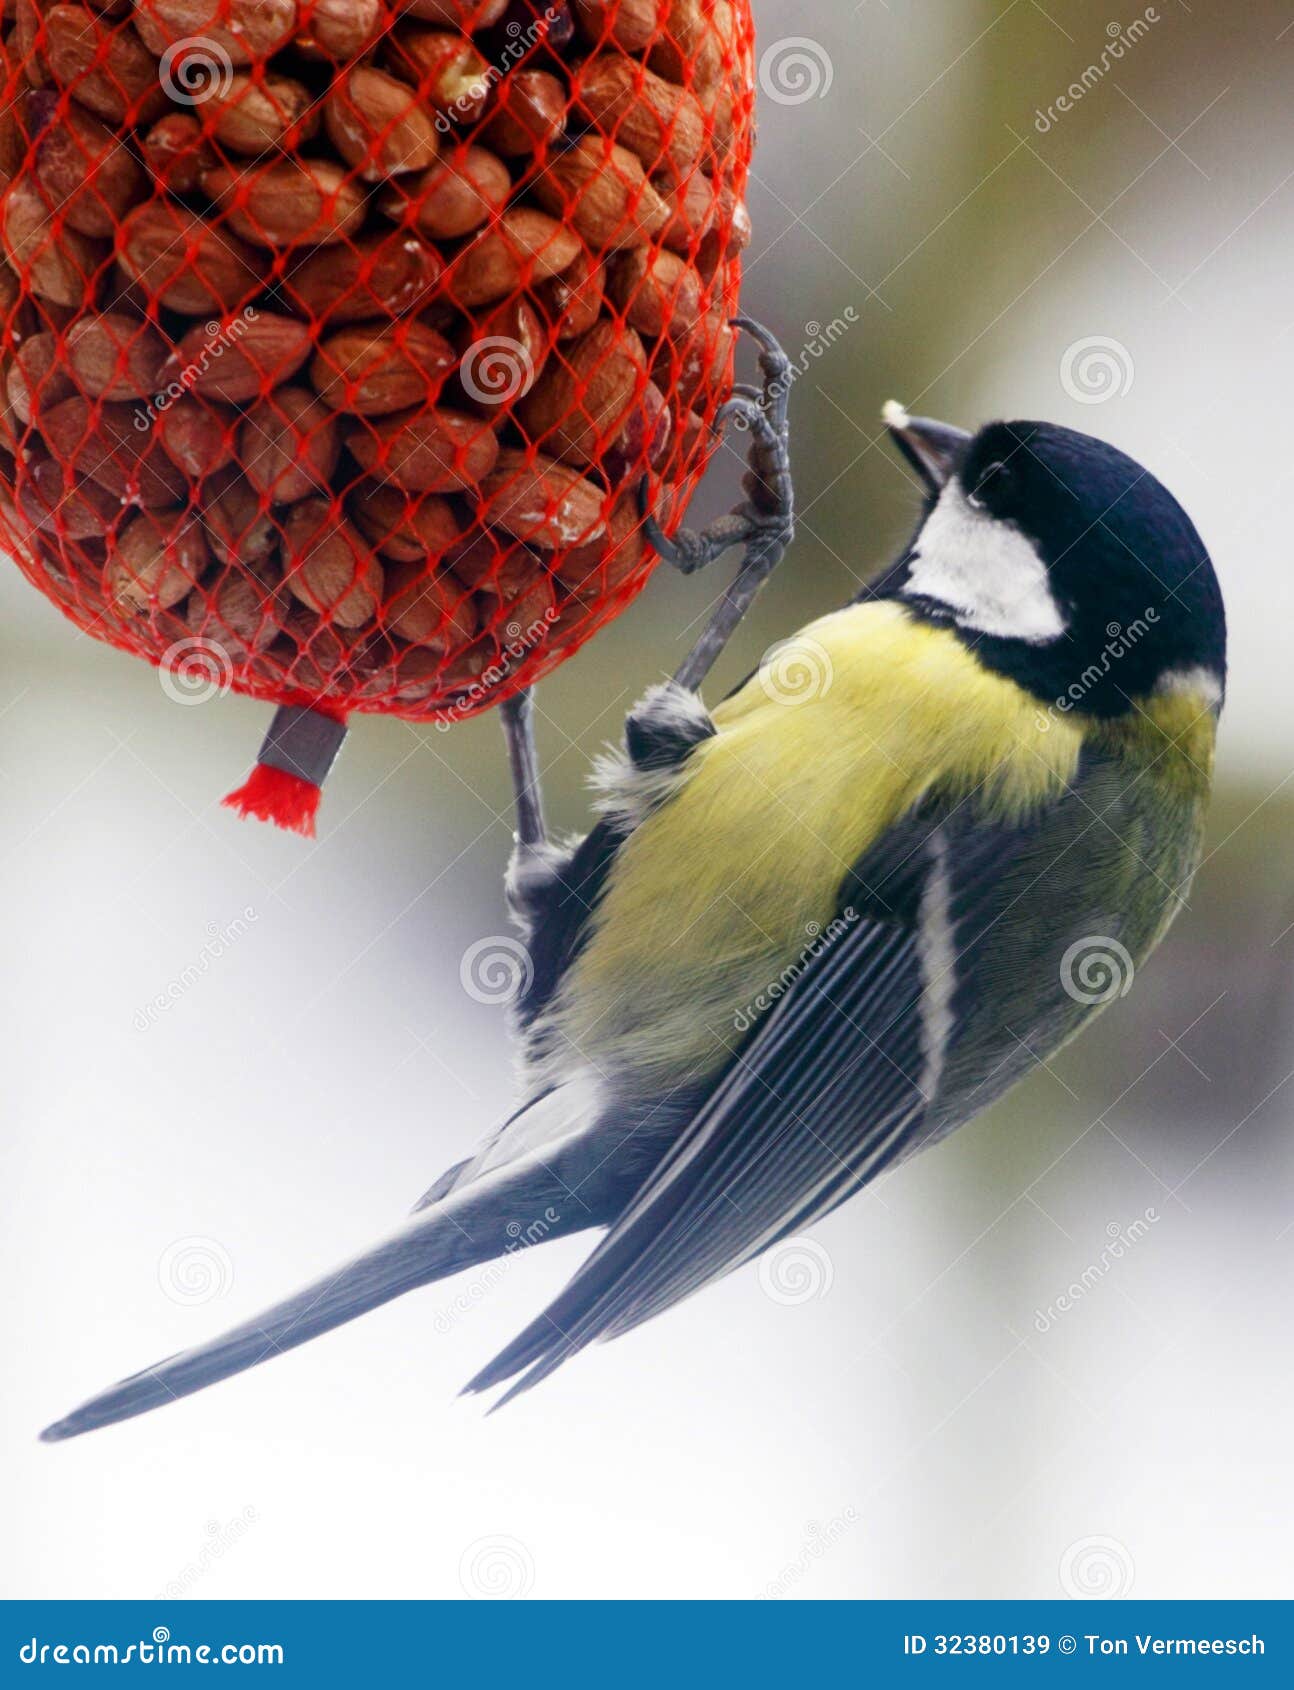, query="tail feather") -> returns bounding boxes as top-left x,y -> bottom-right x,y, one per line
40,1150 -> 596,1443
